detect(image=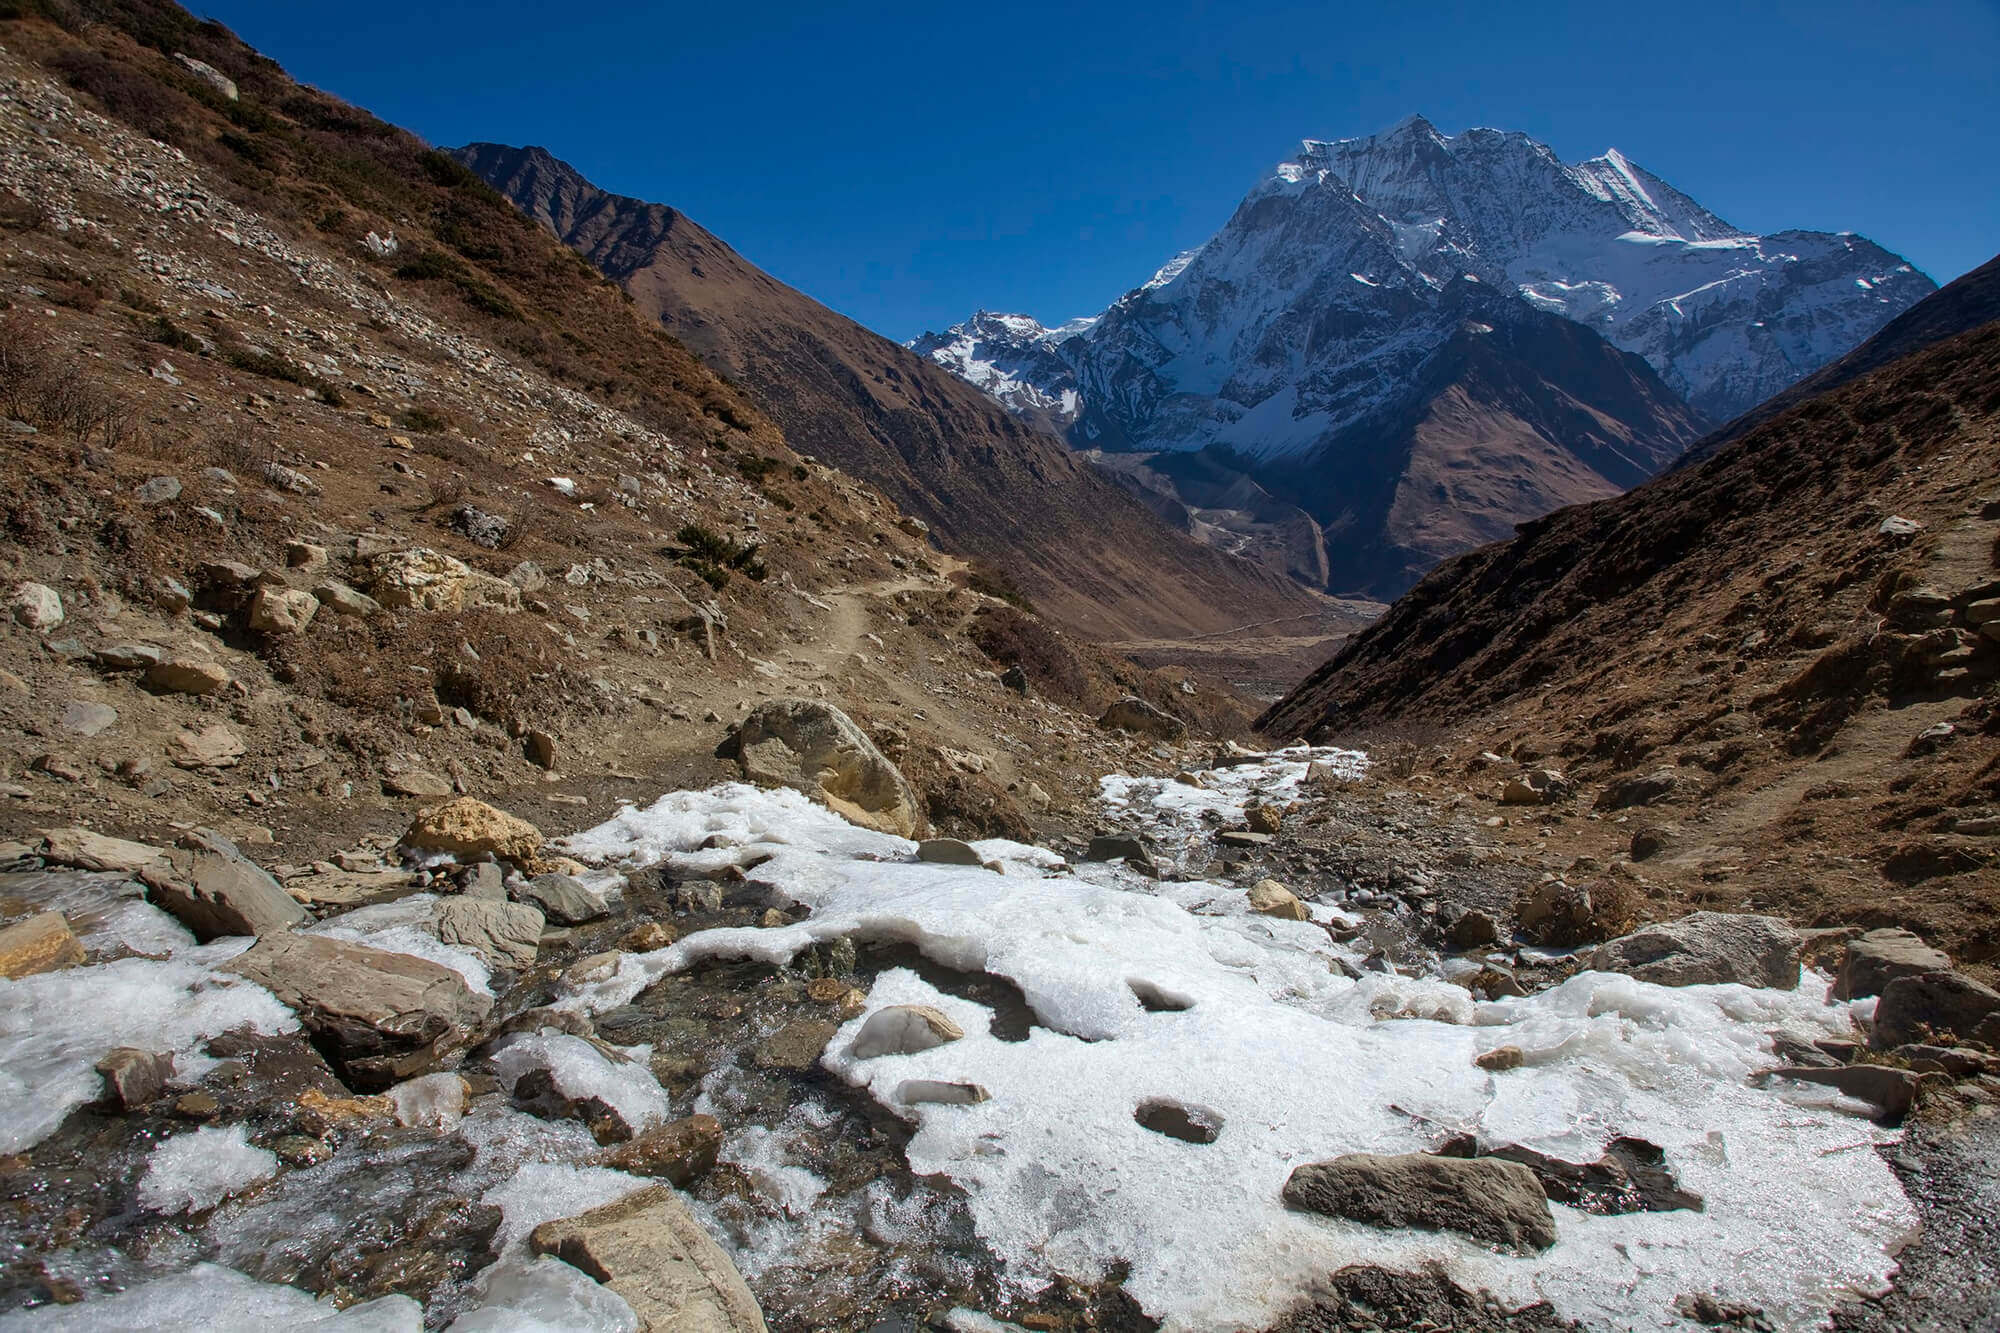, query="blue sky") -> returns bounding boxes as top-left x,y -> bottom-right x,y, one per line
199,0 -> 1998,343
